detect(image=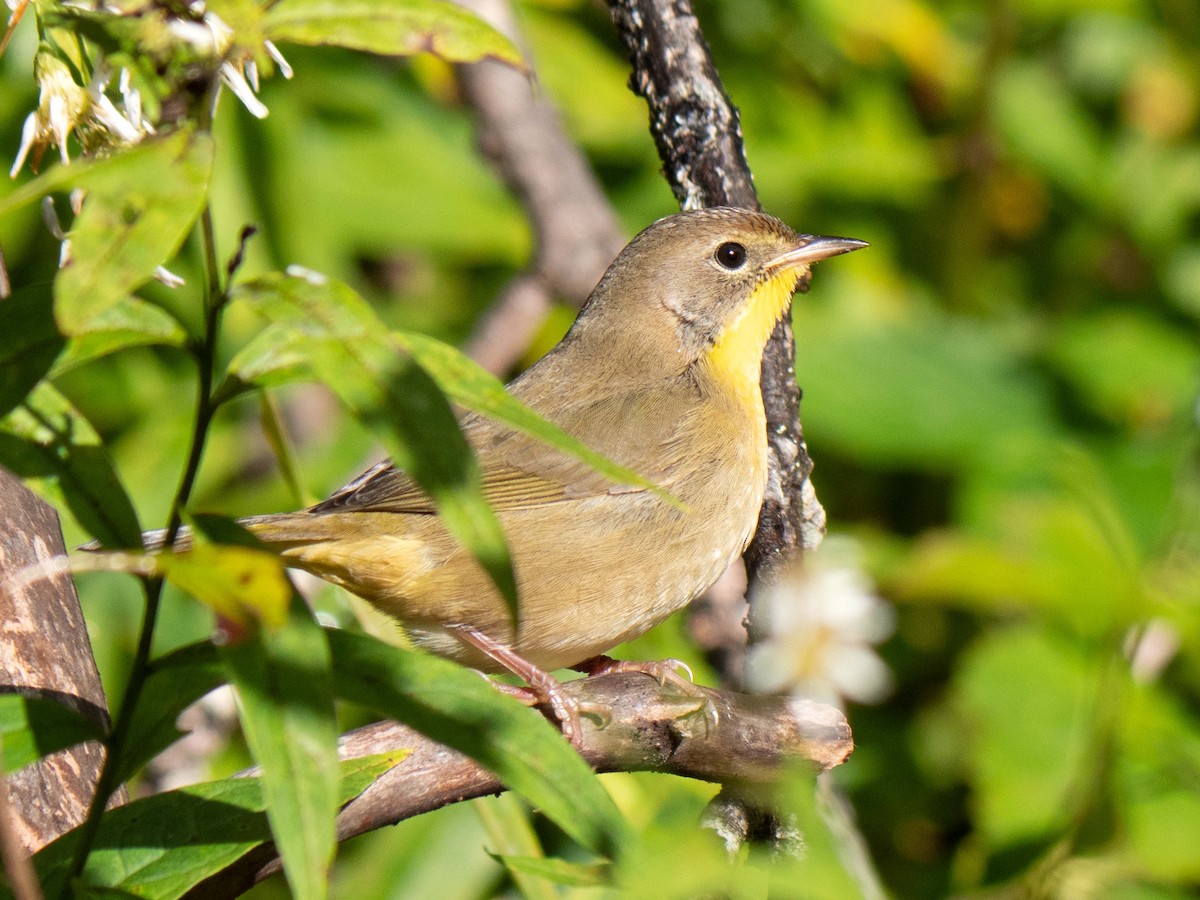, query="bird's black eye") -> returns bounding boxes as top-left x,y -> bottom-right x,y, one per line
715,241 -> 747,270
